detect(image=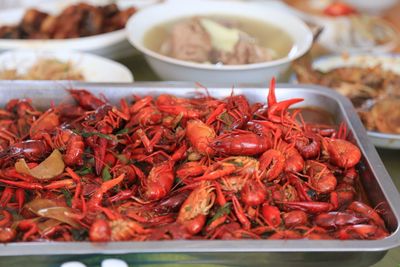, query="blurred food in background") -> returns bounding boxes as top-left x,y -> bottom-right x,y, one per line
283,0 -> 356,17
322,15 -> 398,53
293,54 -> 400,134
0,3 -> 136,39
282,0 -> 399,53
0,58 -> 84,80
0,50 -> 134,82
283,0 -> 398,16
